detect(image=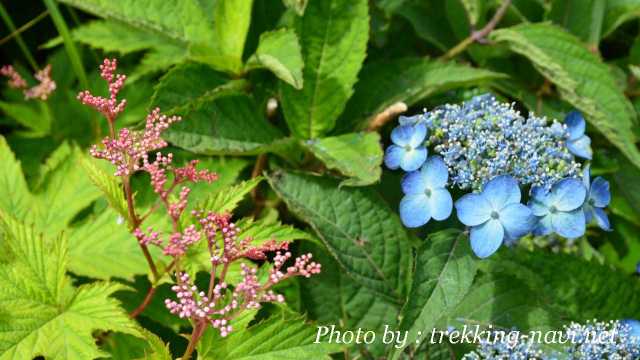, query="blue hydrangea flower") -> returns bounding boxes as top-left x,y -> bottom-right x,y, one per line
565,111 -> 592,160
622,319 -> 640,340
582,166 -> 611,231
564,320 -> 640,359
419,95 -> 581,191
384,122 -> 427,171
455,175 -> 535,258
528,178 -> 587,239
399,156 -> 452,227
